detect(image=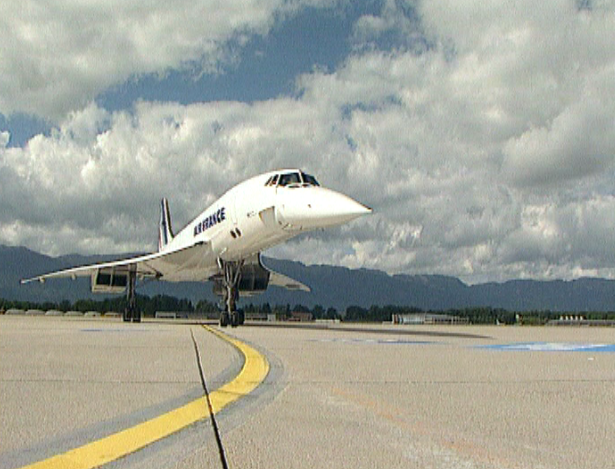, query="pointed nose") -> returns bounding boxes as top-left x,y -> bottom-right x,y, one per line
319,190 -> 372,225
276,187 -> 372,230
